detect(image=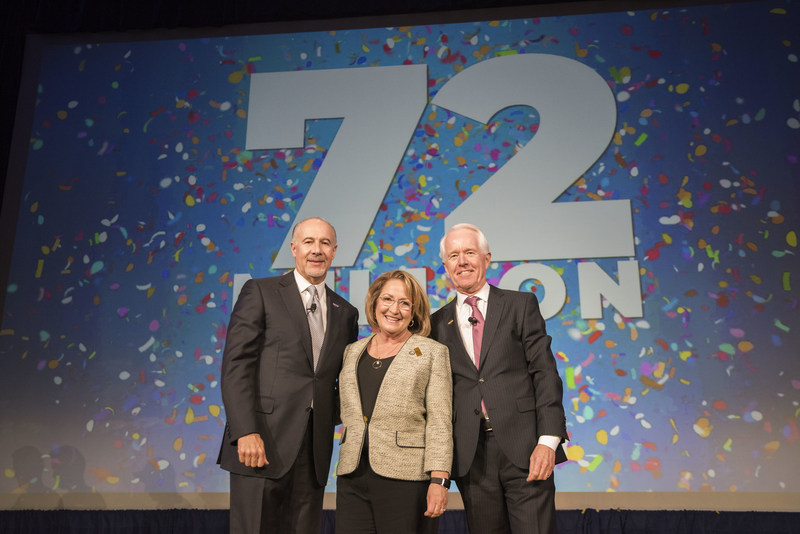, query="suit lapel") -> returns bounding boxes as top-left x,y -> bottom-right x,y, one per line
344,336 -> 371,418
317,286 -> 339,367
278,273 -> 314,367
479,285 -> 505,368
440,300 -> 477,374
